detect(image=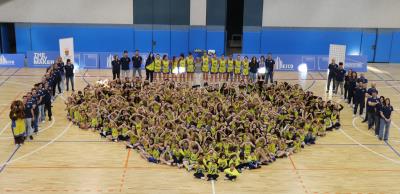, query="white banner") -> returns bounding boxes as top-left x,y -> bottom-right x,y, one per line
329,44 -> 346,64
59,37 -> 75,65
